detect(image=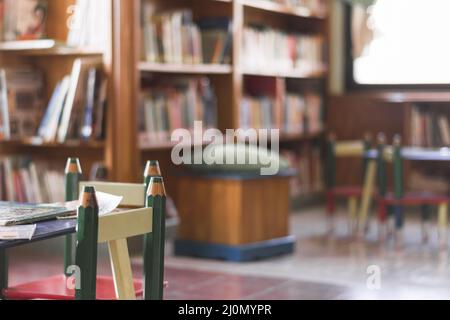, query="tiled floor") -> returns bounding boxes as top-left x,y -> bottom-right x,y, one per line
6,207 -> 450,300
